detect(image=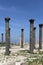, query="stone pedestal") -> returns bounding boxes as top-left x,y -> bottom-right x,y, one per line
20,29 -> 24,48
39,24 -> 43,49
29,19 -> 34,53
5,17 -> 10,55
33,27 -> 36,49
